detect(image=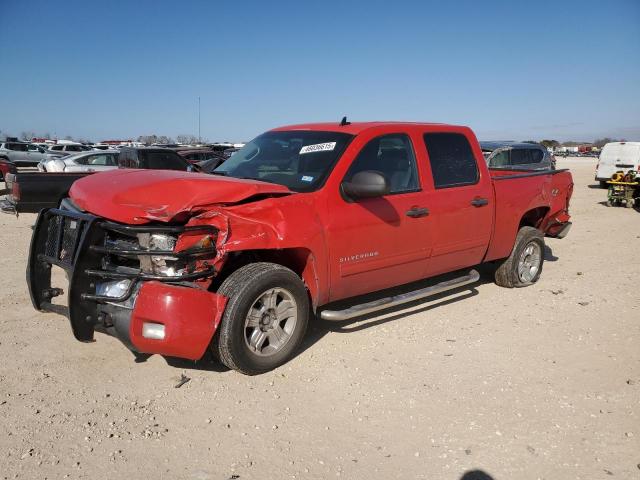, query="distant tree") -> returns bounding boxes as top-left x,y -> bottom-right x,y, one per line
592,137 -> 621,148
176,134 -> 199,145
540,139 -> 560,148
63,135 -> 74,141
43,132 -> 51,140
157,135 -> 174,144
137,134 -> 158,145
21,131 -> 36,141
